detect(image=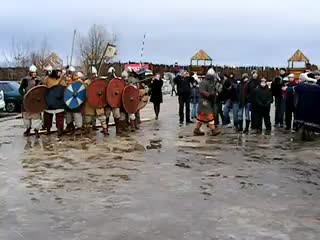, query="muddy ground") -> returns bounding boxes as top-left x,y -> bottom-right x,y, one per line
1,96 -> 320,240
